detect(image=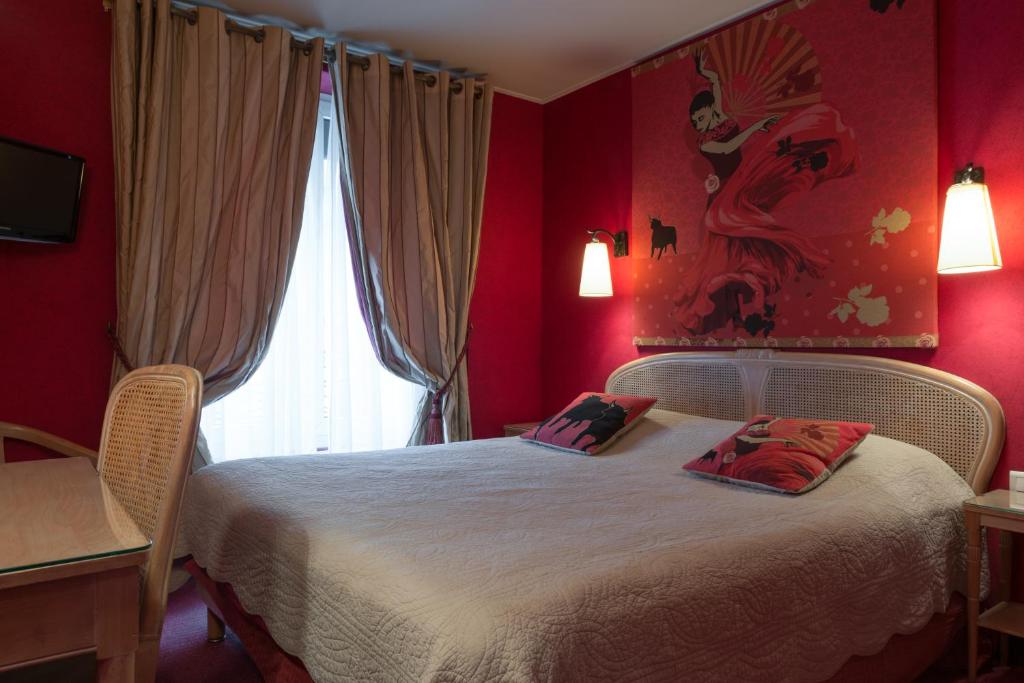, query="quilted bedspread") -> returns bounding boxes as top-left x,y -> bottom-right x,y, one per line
180,410 -> 980,683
